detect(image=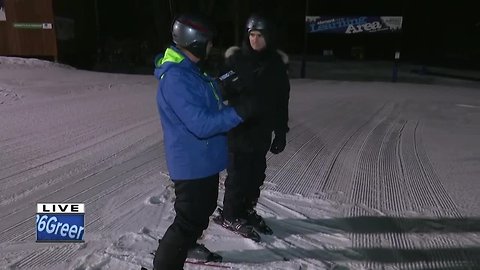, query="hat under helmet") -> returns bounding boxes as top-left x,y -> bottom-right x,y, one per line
172,14 -> 215,59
